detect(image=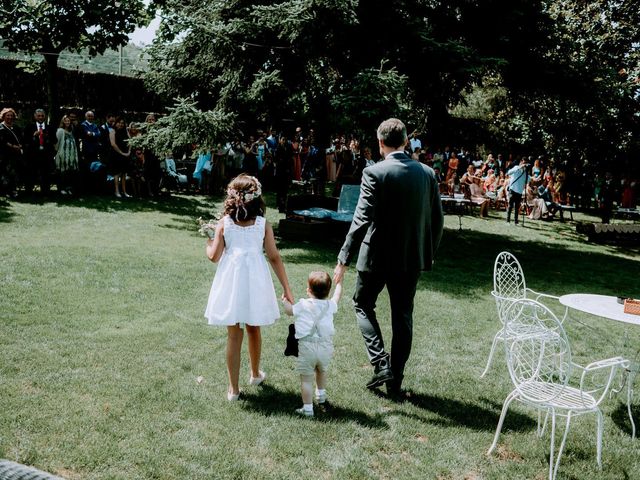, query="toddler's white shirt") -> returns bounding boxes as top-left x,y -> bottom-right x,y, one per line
292,298 -> 337,339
